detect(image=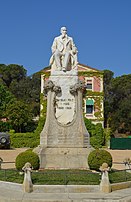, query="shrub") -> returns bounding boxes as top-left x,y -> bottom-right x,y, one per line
9,129 -> 15,134
104,127 -> 112,147
88,149 -> 112,171
10,132 -> 39,148
15,150 -> 40,170
84,119 -> 104,148
0,121 -> 11,132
